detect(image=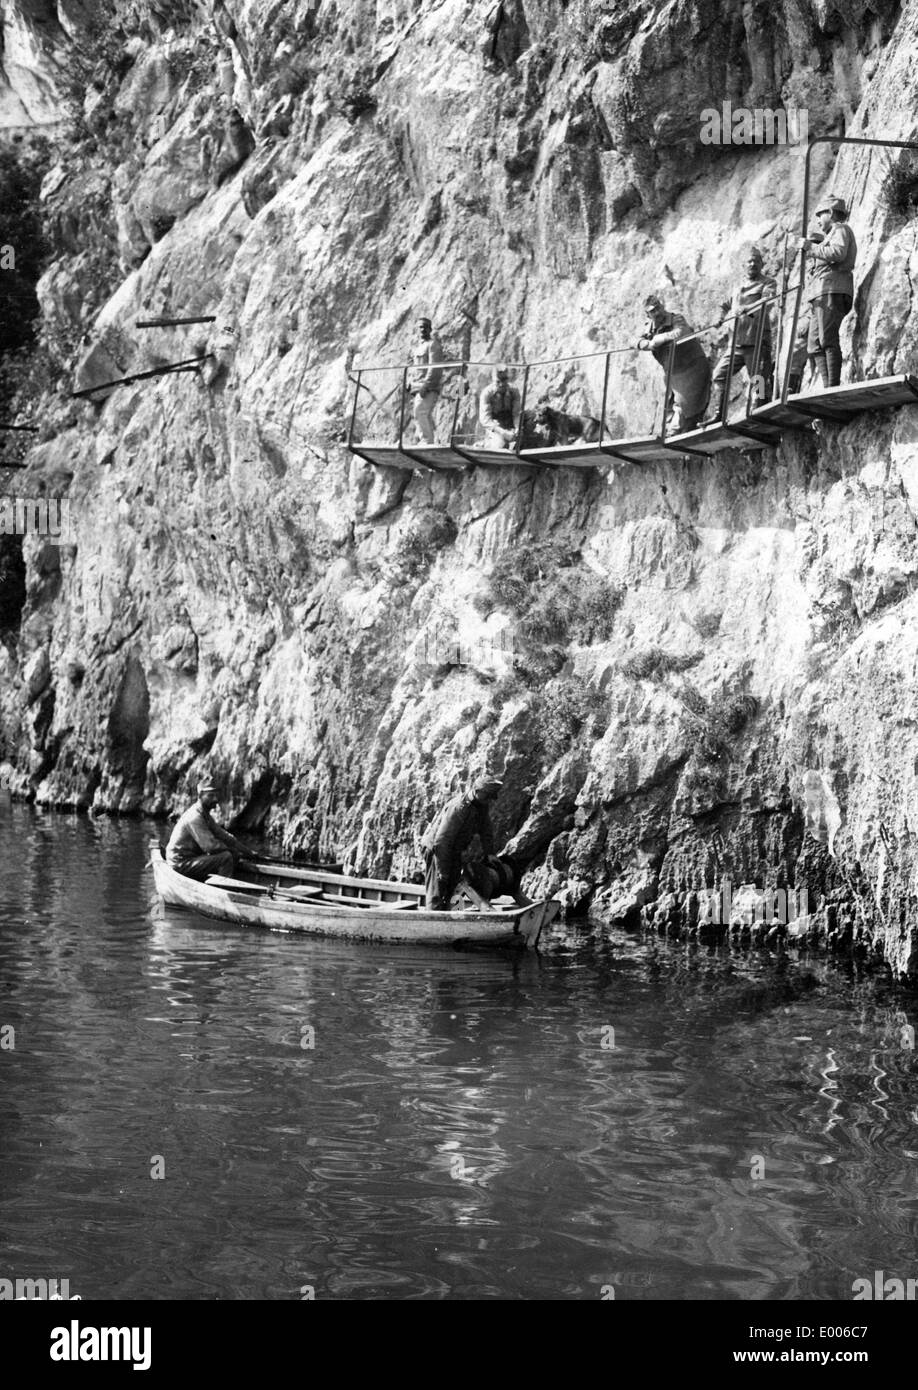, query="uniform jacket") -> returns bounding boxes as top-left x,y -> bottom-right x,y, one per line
645,312 -> 711,412
730,275 -> 776,347
166,802 -> 245,866
646,313 -> 709,376
479,382 -> 520,431
408,334 -> 445,394
422,793 -> 495,863
806,223 -> 857,300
